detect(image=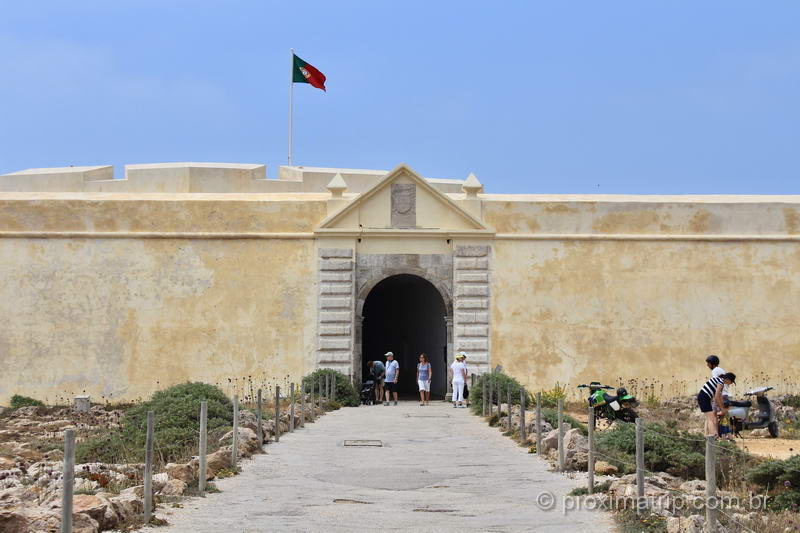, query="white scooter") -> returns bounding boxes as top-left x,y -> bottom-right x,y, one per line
727,386 -> 779,438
